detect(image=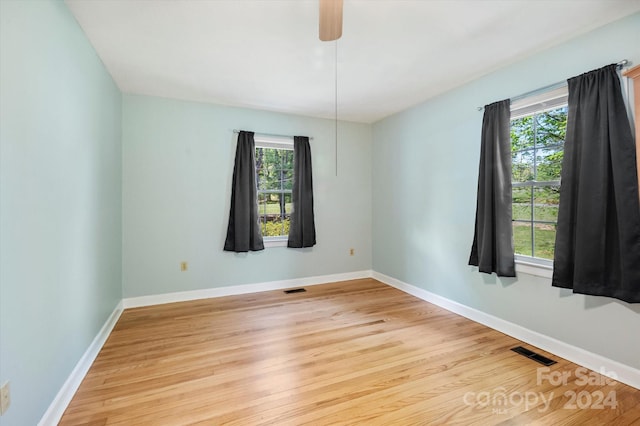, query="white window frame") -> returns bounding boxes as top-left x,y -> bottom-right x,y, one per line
254,135 -> 294,248
515,255 -> 553,278
511,86 -> 568,278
